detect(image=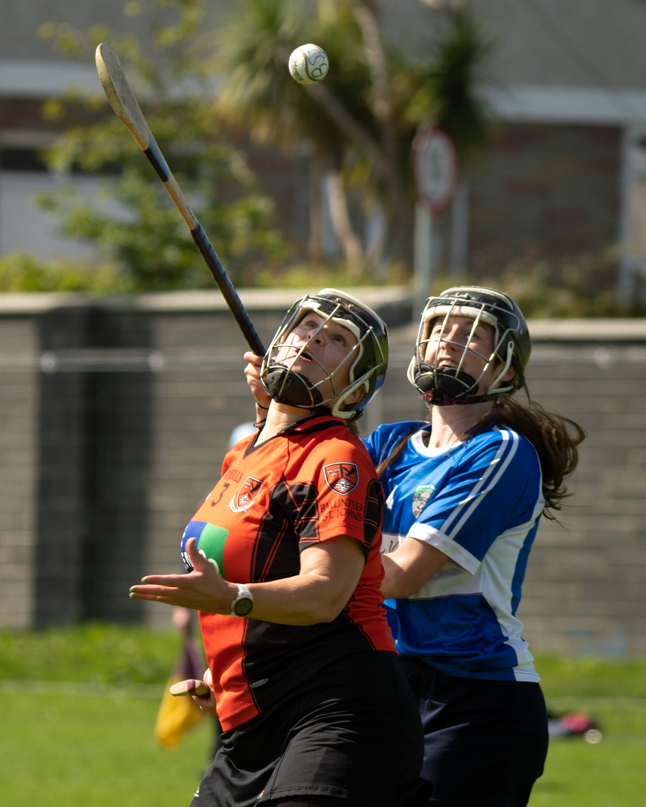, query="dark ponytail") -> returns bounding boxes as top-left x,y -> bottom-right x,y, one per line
468,389 -> 586,519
